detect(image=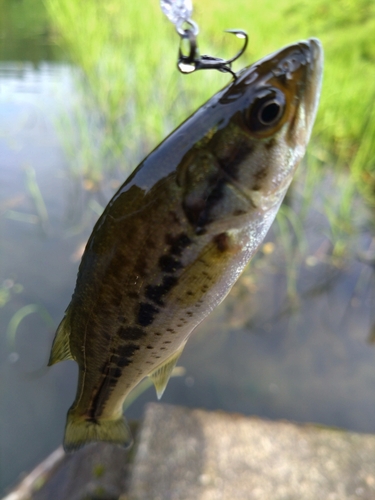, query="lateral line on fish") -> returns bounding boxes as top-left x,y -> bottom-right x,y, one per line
74,308 -> 91,410
87,354 -> 118,420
